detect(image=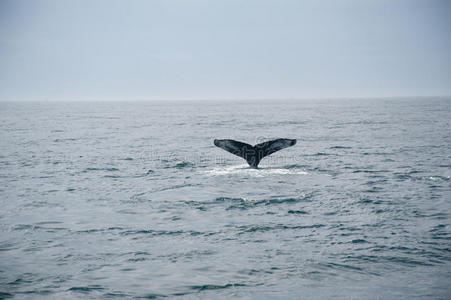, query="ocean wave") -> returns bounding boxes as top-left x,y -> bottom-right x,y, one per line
330,146 -> 352,149
236,224 -> 324,234
68,285 -> 105,292
189,283 -> 246,291
82,167 -> 119,172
